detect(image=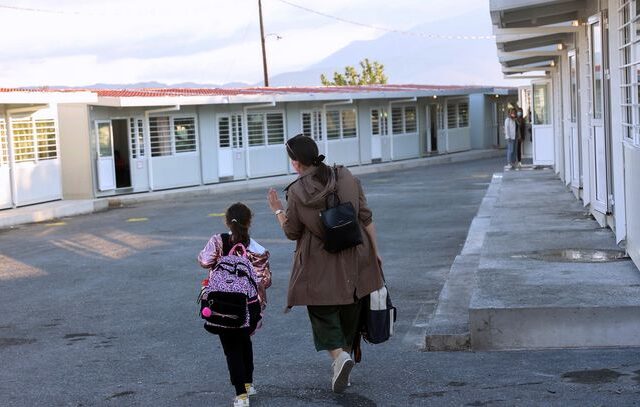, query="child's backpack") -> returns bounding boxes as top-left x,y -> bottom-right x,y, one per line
198,234 -> 261,335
